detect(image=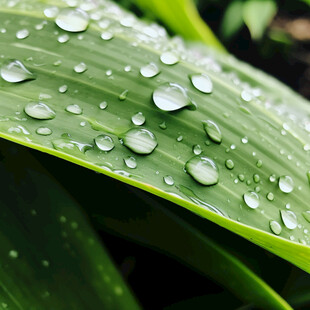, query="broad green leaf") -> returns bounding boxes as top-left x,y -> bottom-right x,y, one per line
0,139 -> 140,309
0,0 -> 310,276
132,0 -> 226,52
243,0 -> 278,40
